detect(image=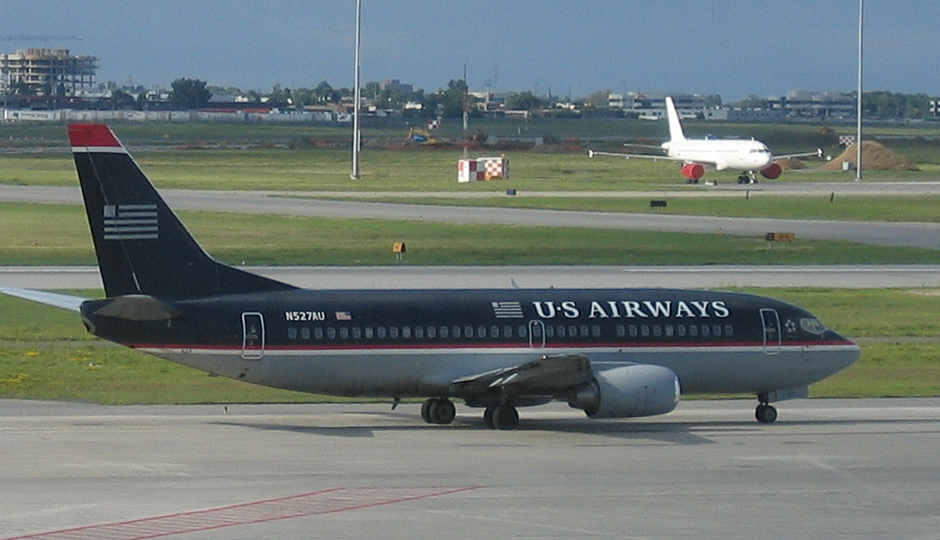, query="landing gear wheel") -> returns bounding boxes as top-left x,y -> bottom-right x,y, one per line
491,405 -> 519,430
420,399 -> 434,423
421,398 -> 456,425
755,403 -> 778,424
483,406 -> 496,429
